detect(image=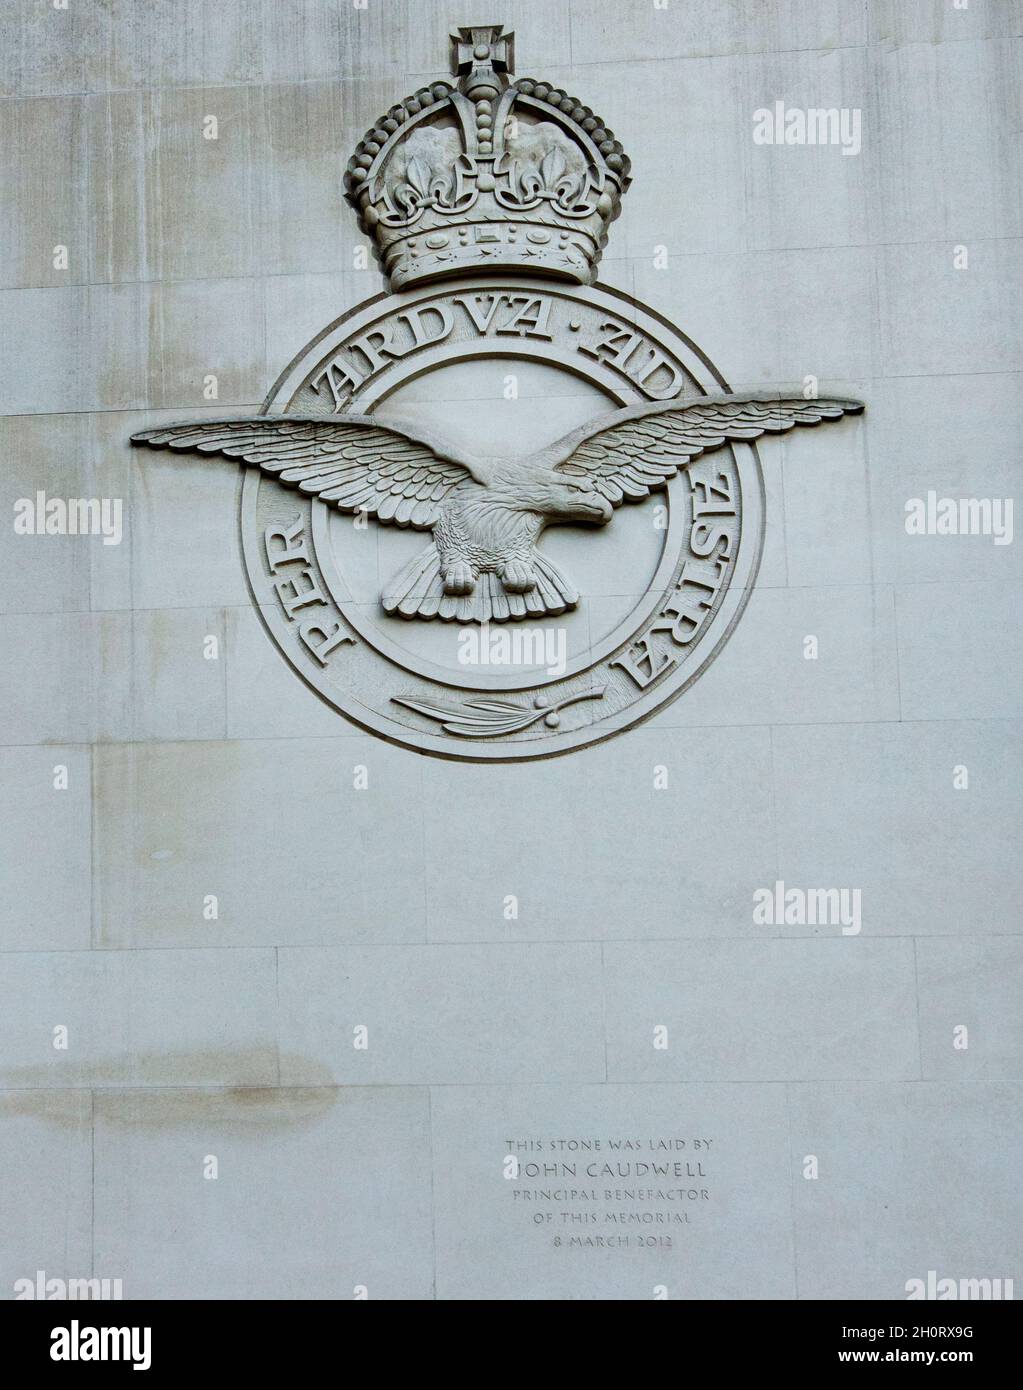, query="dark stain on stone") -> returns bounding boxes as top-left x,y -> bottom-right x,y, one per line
0,1049 -> 341,1130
